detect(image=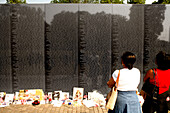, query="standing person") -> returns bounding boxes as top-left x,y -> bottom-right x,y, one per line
141,51 -> 170,113
107,52 -> 142,113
